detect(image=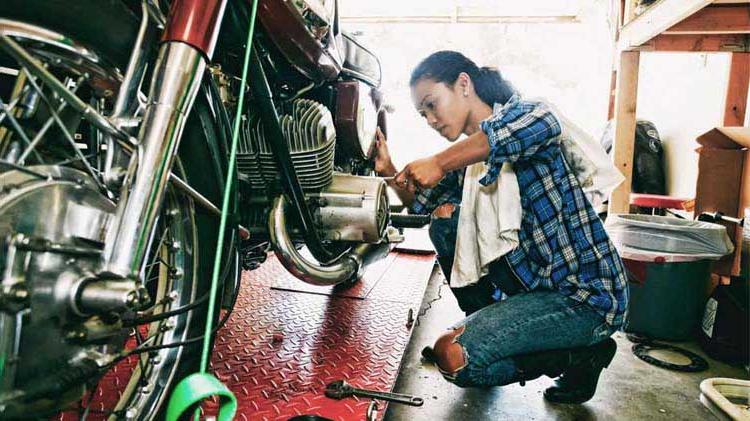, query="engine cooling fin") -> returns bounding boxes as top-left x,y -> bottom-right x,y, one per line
238,99 -> 336,191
